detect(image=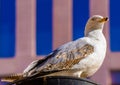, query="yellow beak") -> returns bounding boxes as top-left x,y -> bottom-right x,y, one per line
99,17 -> 109,23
